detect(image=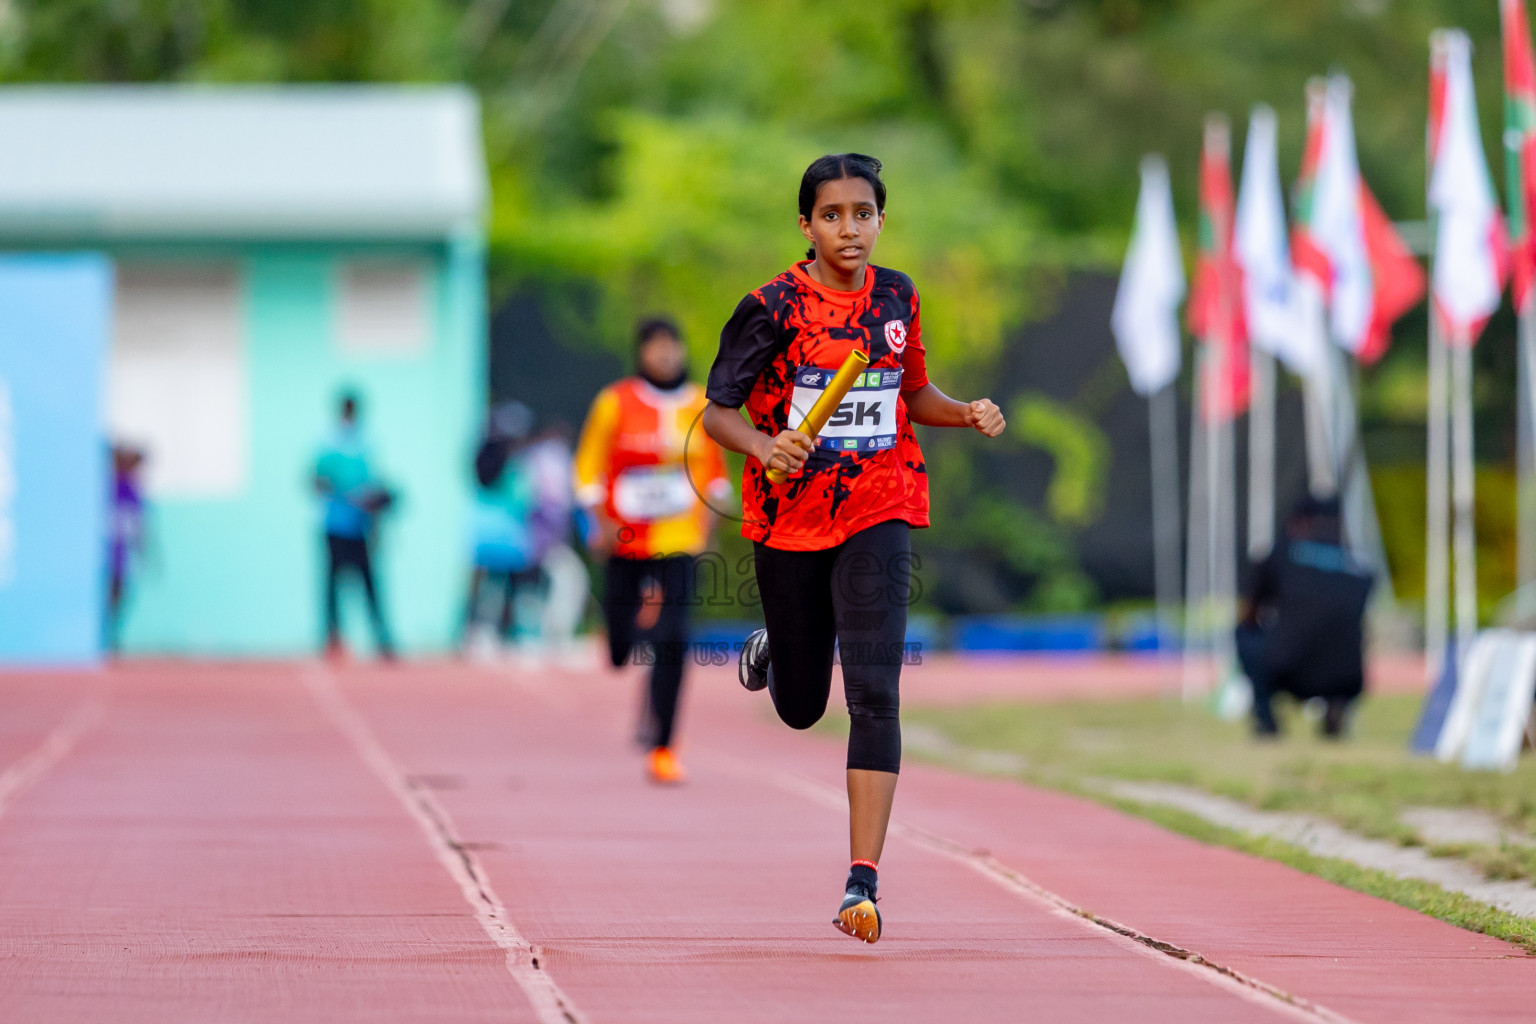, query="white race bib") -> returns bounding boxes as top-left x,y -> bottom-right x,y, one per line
789,365 -> 903,452
612,465 -> 694,522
